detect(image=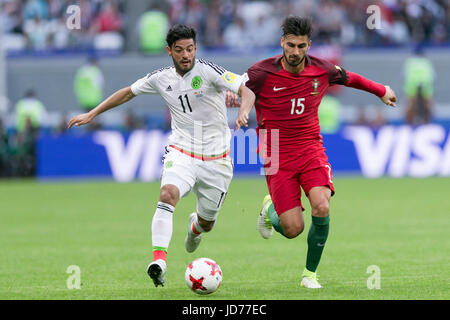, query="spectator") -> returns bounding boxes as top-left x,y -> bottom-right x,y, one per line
403,44 -> 435,125
73,55 -> 104,130
354,107 -> 371,127
14,117 -> 38,176
47,0 -> 64,20
318,95 -> 341,134
23,15 -> 51,49
73,55 -> 104,112
53,112 -> 69,136
201,0 -> 222,47
138,3 -> 169,54
314,0 -> 344,44
372,108 -> 386,129
353,105 -> 386,129
94,0 -> 123,33
170,0 -> 203,35
22,0 -> 49,21
10,89 -> 44,177
1,0 -> 23,34
0,117 -> 10,176
246,14 -> 279,48
14,89 -> 46,133
48,16 -> 71,49
223,16 -> 249,51
122,111 -> 144,133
